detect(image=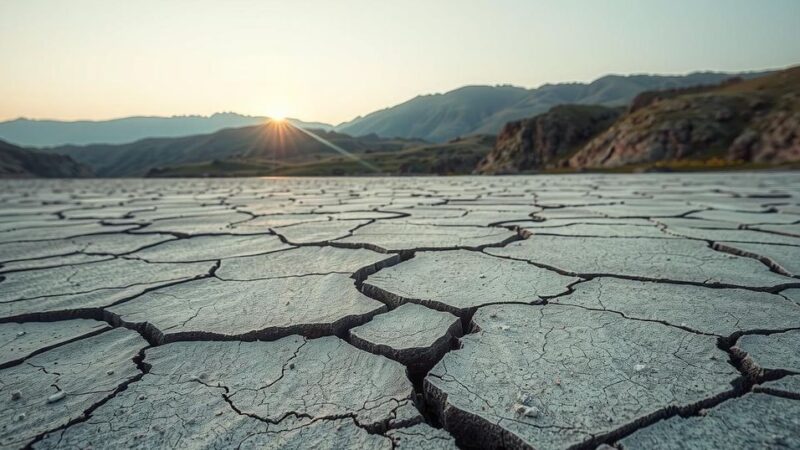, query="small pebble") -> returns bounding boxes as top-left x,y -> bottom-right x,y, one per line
513,403 -> 539,417
215,410 -> 223,416
479,274 -> 486,279
15,413 -> 26,422
16,331 -> 26,337
106,369 -> 115,375
634,364 -> 646,372
499,325 -> 510,331
138,394 -> 146,400
11,391 -> 22,401
289,363 -> 295,370
47,391 -> 66,403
